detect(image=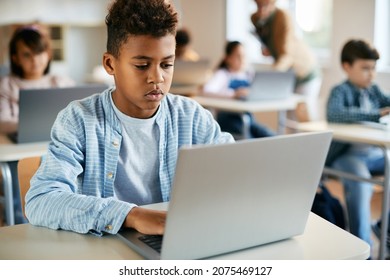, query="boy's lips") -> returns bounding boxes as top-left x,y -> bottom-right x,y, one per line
145,89 -> 164,101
